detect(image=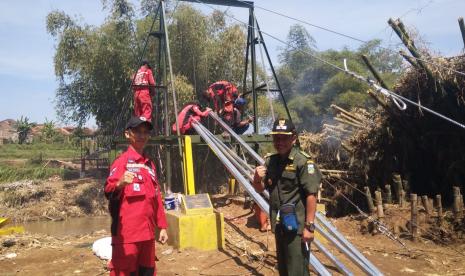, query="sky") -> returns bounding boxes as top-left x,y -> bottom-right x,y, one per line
0,0 -> 464,127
